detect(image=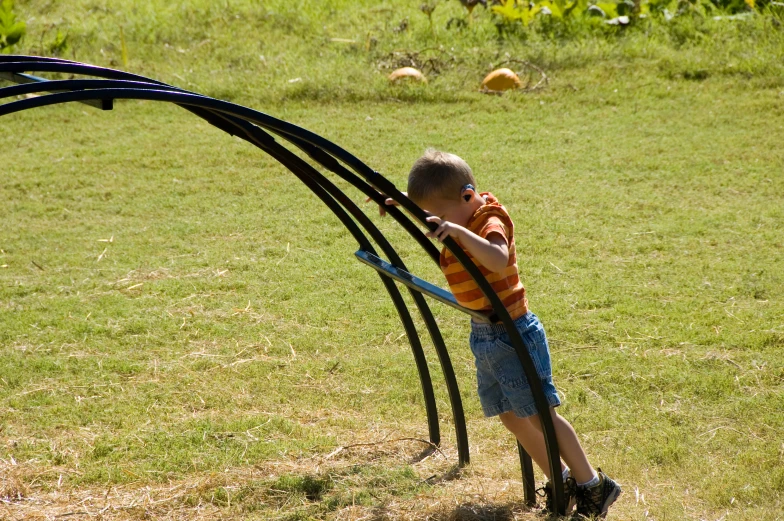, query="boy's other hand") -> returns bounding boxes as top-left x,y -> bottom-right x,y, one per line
425,216 -> 463,242
365,192 -> 406,217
